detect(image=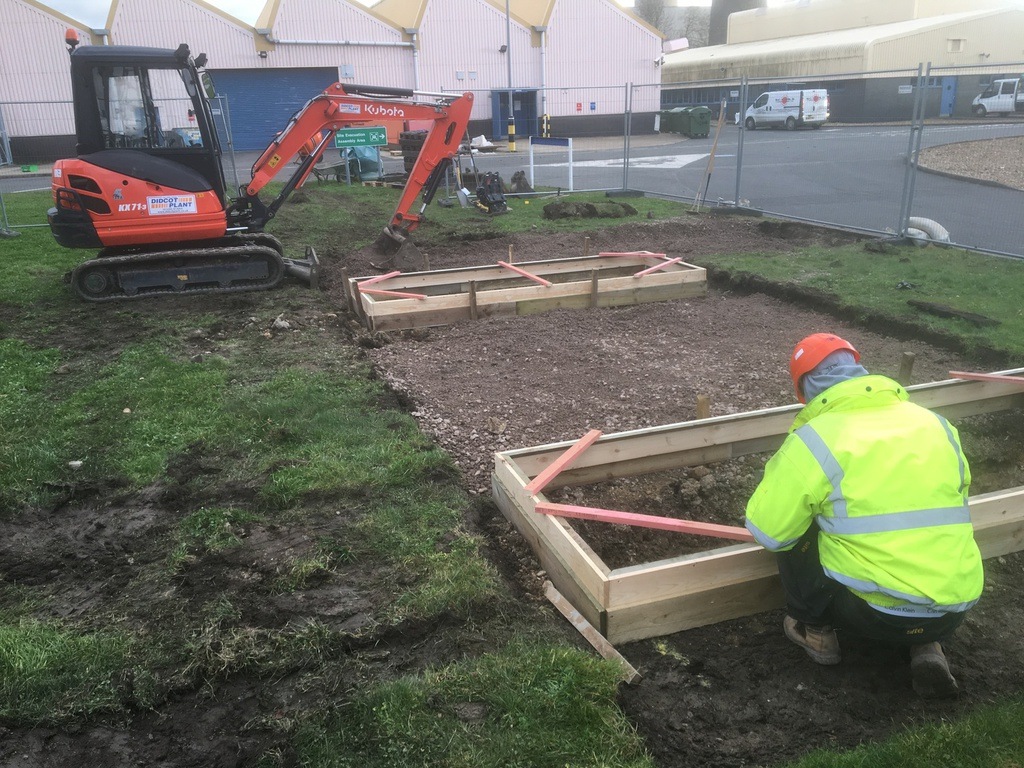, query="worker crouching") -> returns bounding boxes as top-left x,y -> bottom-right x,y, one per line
744,333 -> 983,698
